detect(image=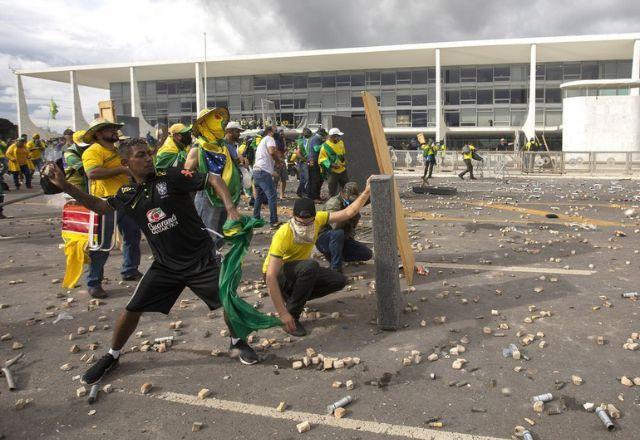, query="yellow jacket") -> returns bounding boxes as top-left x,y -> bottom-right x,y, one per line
27,139 -> 46,160
462,145 -> 475,160
6,143 -> 34,172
